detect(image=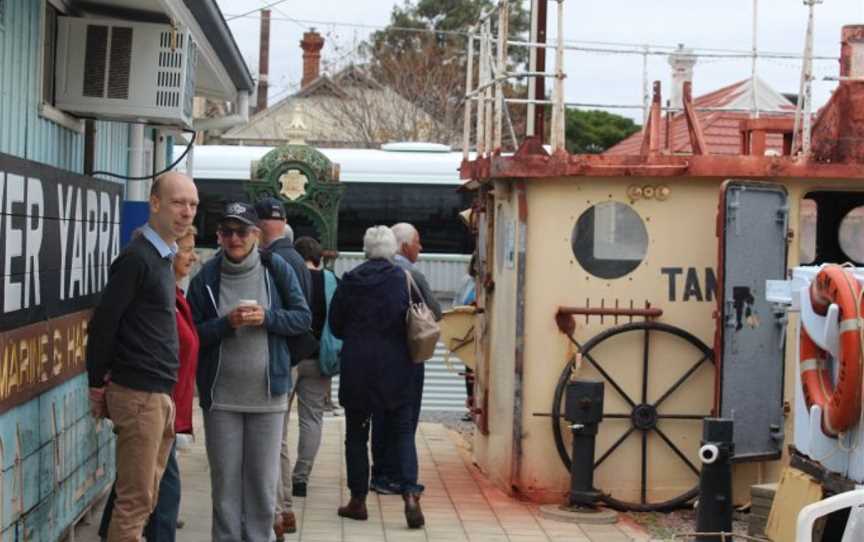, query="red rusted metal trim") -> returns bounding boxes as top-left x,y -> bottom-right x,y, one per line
557,306 -> 663,319
649,81 -> 662,156
463,152 -> 864,182
682,82 -> 708,155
